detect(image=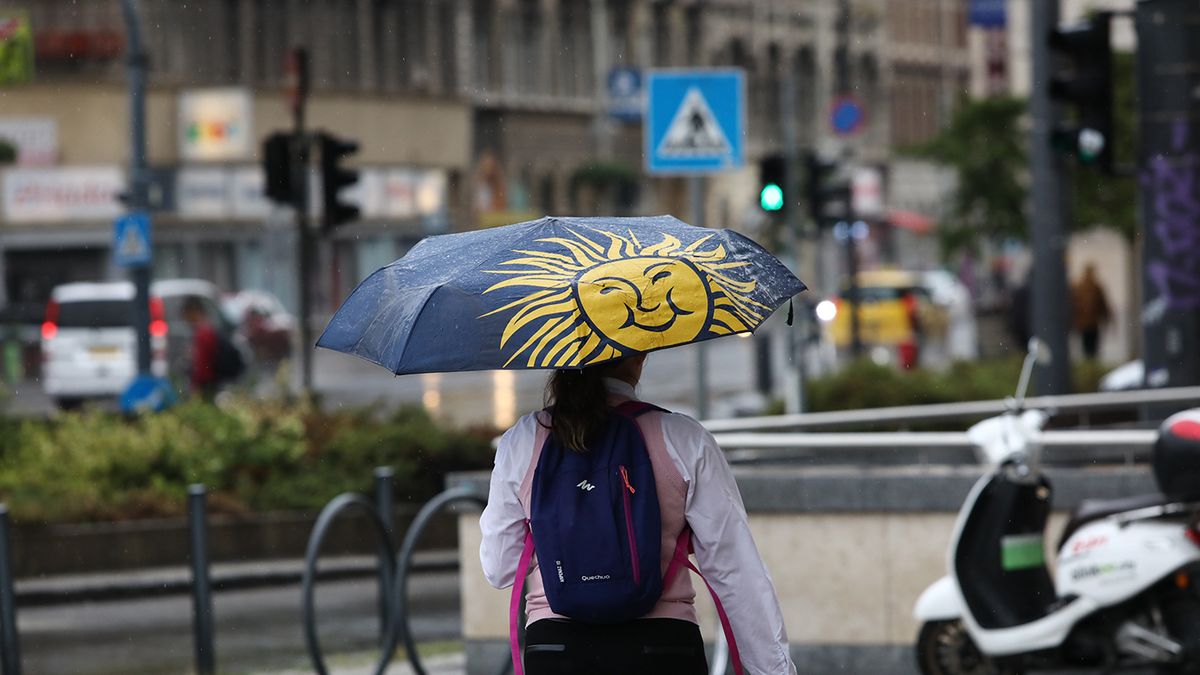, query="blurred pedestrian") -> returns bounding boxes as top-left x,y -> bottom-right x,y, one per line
183,297 -> 219,400
1071,263 -> 1111,360
480,354 -> 797,675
